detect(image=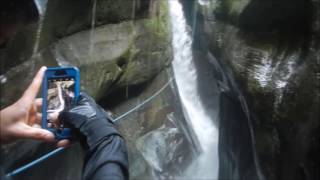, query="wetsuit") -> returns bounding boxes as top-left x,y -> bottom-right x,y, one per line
60,92 -> 129,180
